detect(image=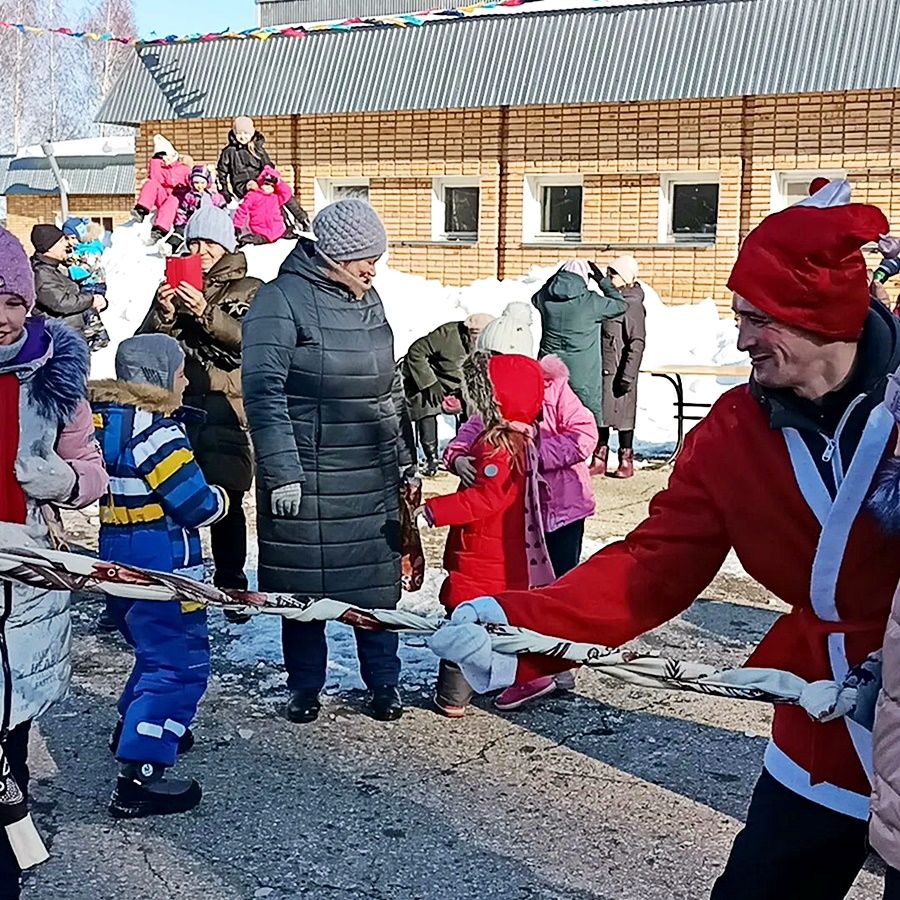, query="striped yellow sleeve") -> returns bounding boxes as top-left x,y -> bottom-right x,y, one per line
144,447 -> 195,491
